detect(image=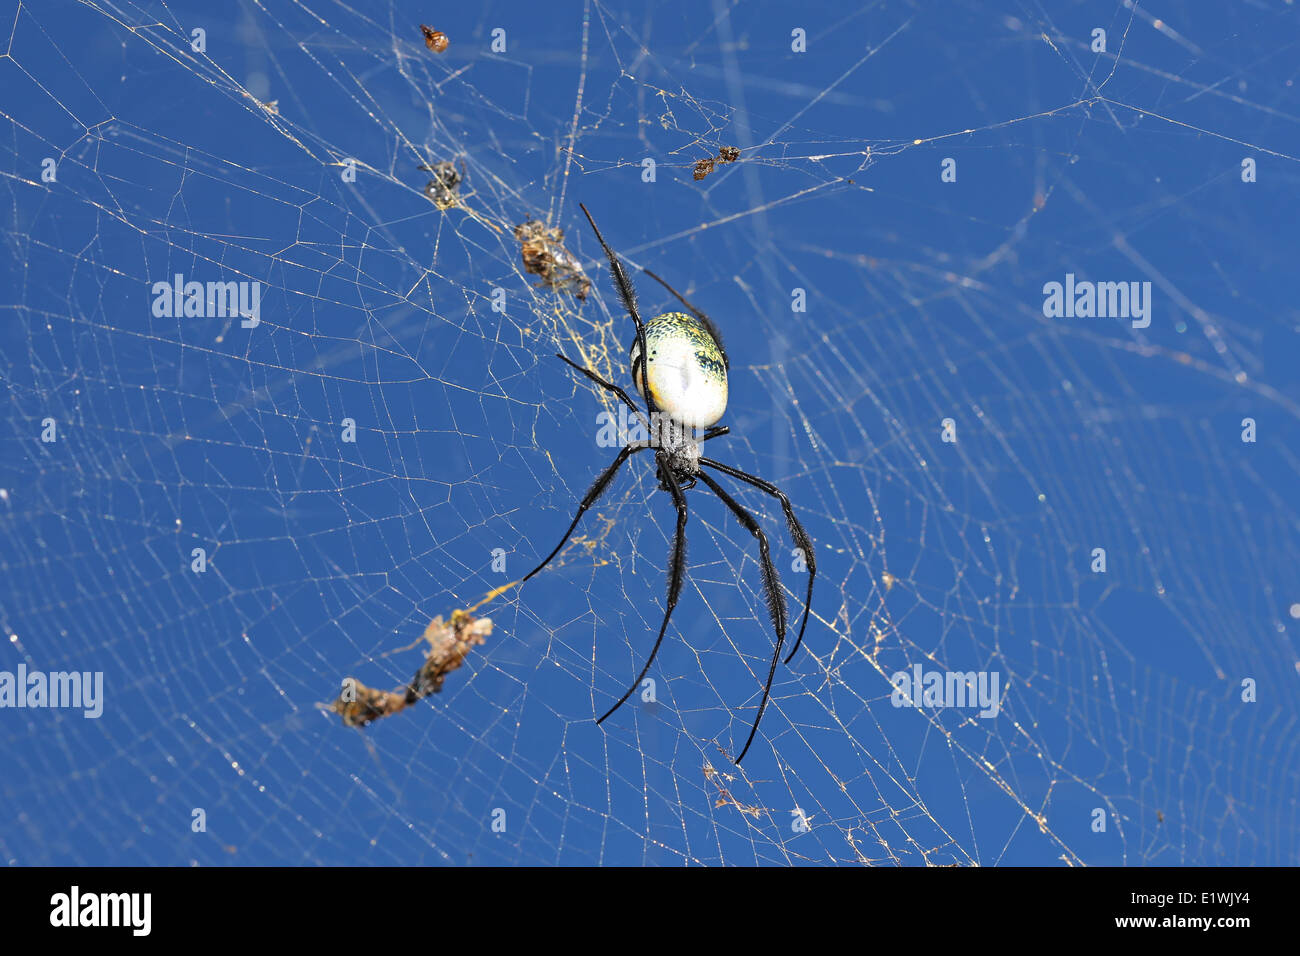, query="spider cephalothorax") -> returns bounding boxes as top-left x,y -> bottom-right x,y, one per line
521,204 -> 816,765
653,433 -> 702,492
